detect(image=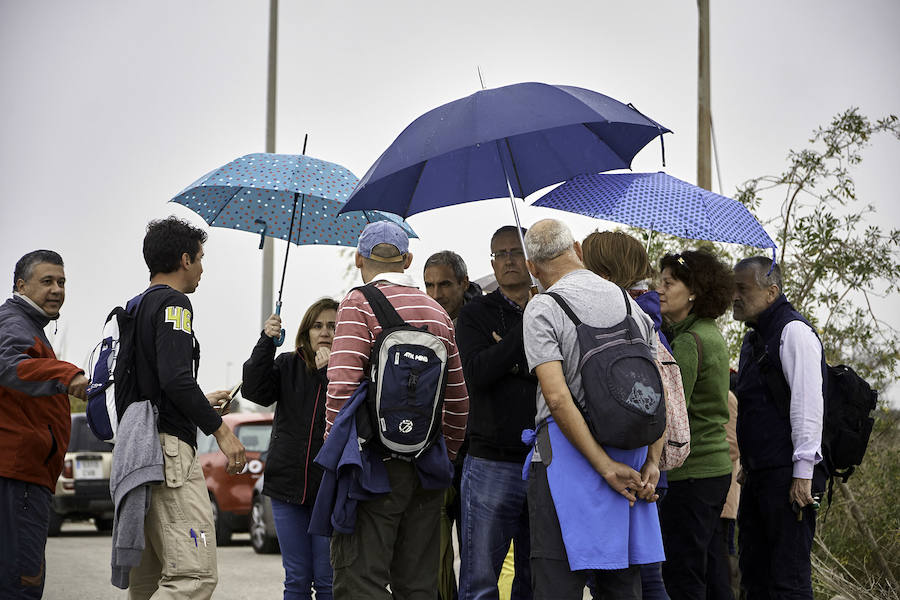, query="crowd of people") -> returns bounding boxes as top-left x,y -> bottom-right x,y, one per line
0,214 -> 826,600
